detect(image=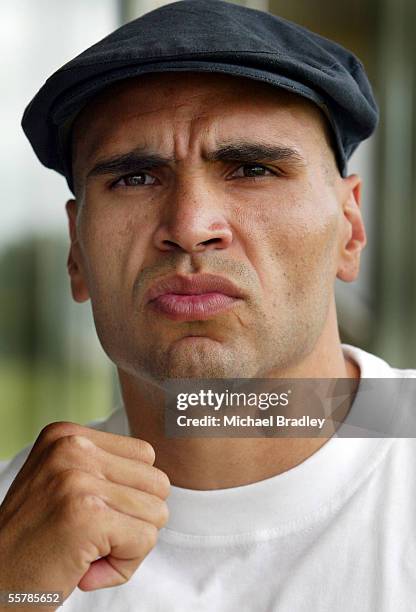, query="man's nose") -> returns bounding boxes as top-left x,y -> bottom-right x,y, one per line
153,180 -> 233,253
